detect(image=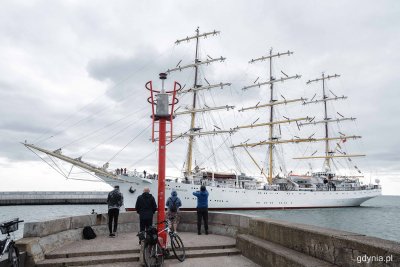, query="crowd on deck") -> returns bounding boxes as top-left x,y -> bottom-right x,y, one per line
114,168 -> 158,179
